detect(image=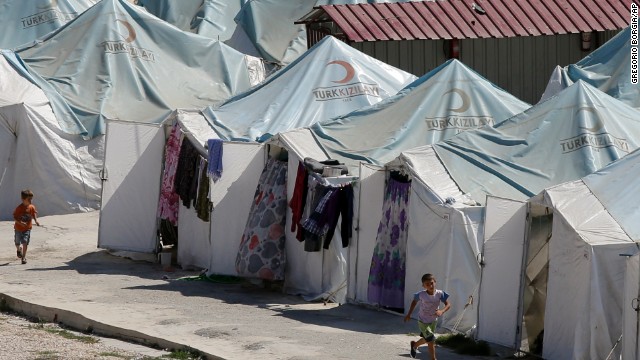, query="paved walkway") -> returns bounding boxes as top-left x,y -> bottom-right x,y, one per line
0,212 -> 493,360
